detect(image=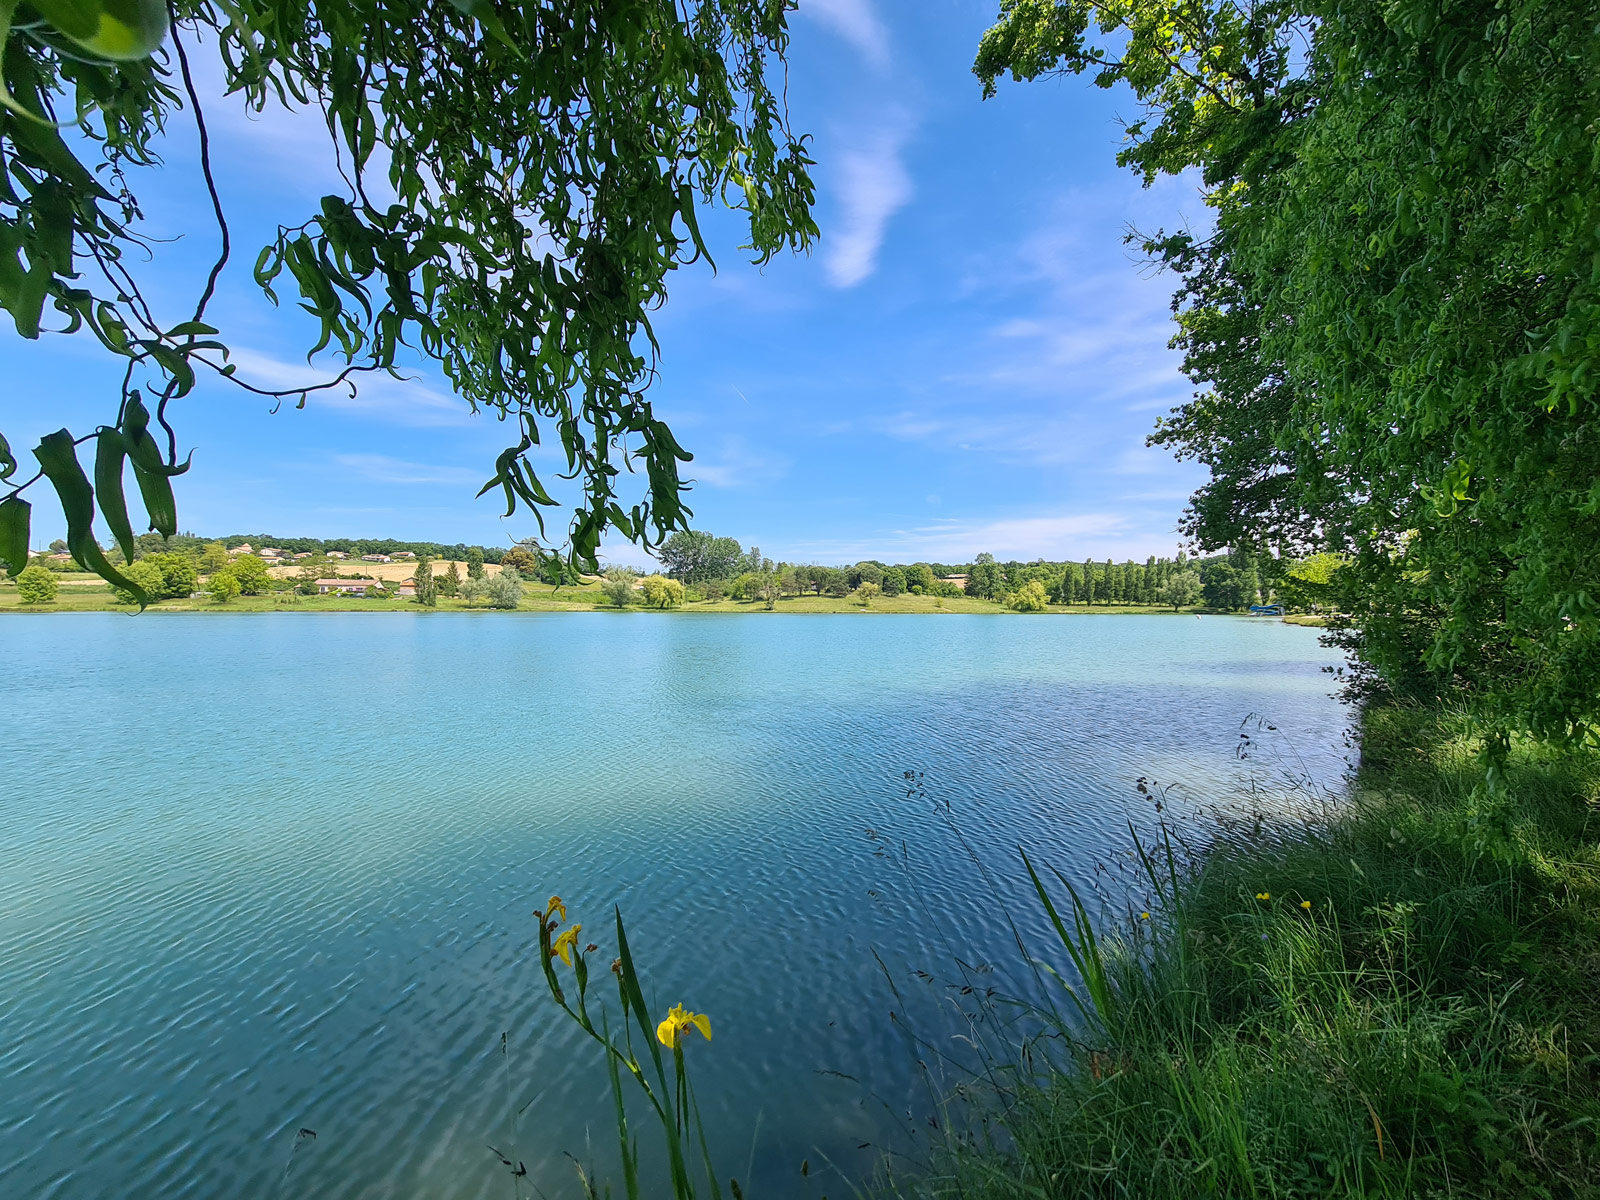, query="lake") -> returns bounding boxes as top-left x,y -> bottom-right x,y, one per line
0,613 -> 1349,1198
